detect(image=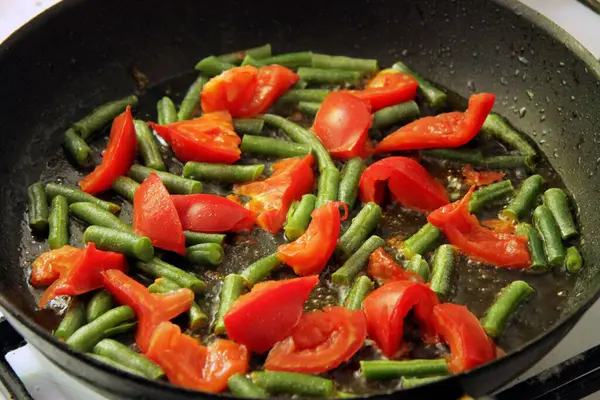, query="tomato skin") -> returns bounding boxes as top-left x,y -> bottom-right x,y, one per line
133,173 -> 185,255
201,66 -> 259,117
223,275 -> 319,353
80,106 -> 137,194
30,246 -> 84,287
431,303 -> 496,373
362,280 -> 439,357
428,186 -> 531,268
234,155 -> 315,233
265,306 -> 367,374
345,70 -> 418,111
462,165 -> 505,186
171,194 -> 256,233
101,269 -> 194,353
147,322 -> 248,393
38,243 -> 127,308
150,111 -> 241,164
277,201 -> 348,275
312,92 -> 372,160
367,247 -> 424,285
359,156 -> 449,212
375,93 -> 495,153
238,65 -> 299,117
